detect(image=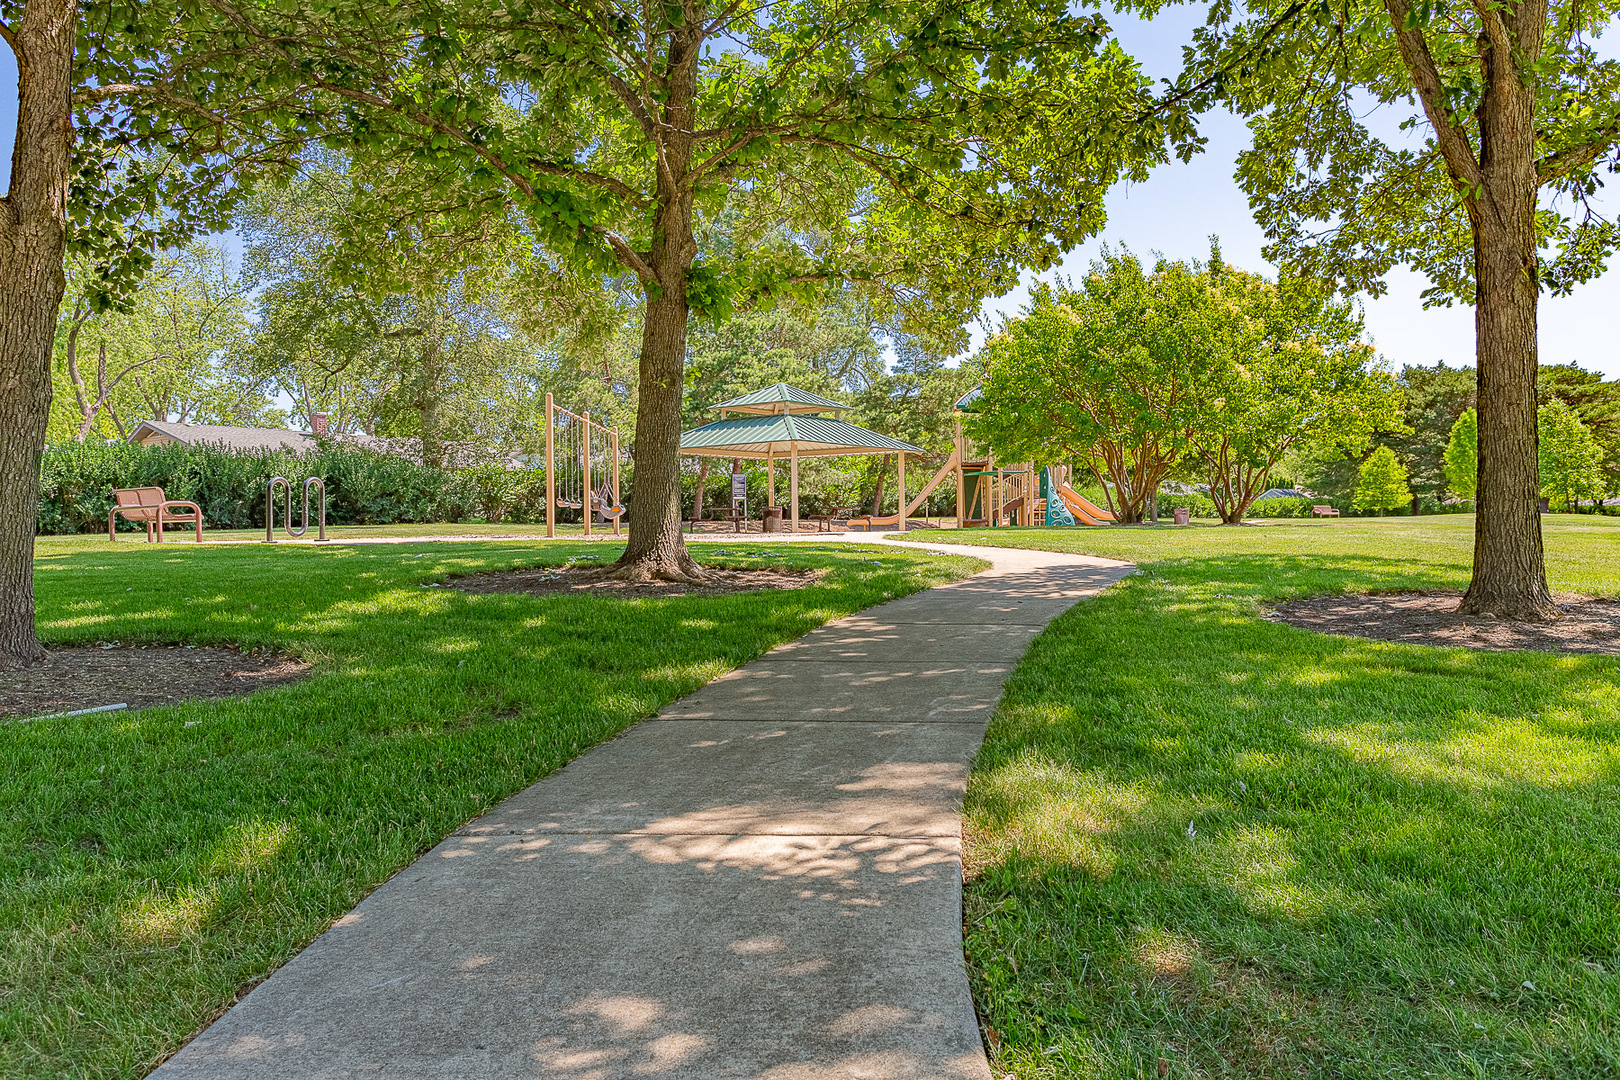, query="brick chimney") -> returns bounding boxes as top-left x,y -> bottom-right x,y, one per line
310,412 -> 329,436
